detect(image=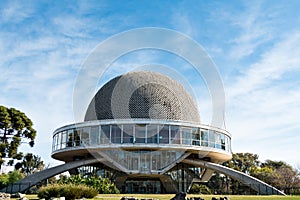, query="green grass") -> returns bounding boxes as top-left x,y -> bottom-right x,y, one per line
16,194 -> 300,200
